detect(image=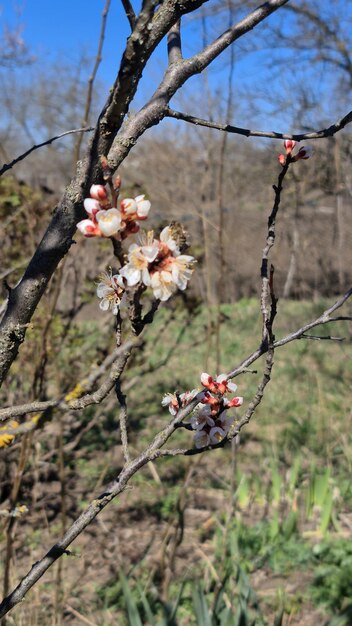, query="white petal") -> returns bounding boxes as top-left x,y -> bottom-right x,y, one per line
161,395 -> 172,407
209,427 -> 226,444
194,430 -> 210,448
120,266 -> 141,286
142,268 -> 151,286
121,198 -> 137,215
141,245 -> 159,262
90,184 -> 107,200
112,274 -> 125,289
97,209 -> 122,236
84,198 -> 101,216
161,270 -> 173,283
201,373 -> 211,386
136,199 -> 151,218
160,226 -> 171,242
99,298 -> 110,311
97,284 -> 110,298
